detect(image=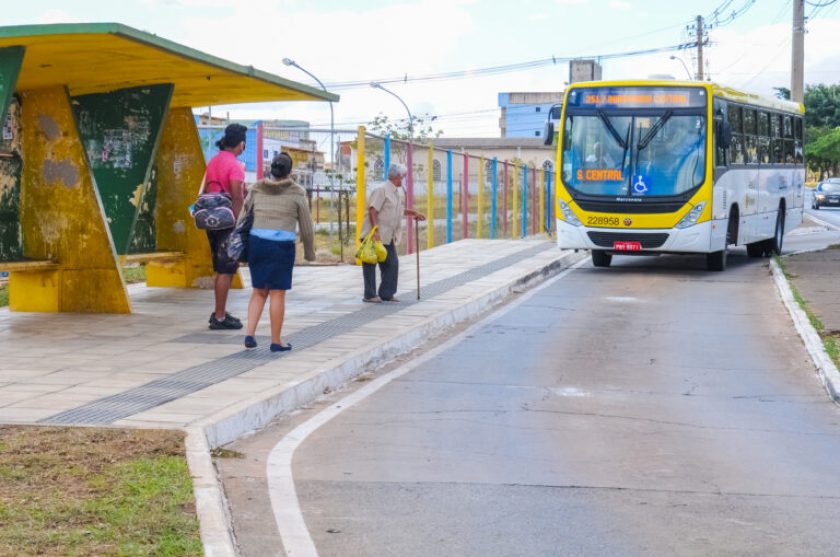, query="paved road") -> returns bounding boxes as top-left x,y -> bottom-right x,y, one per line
805,187 -> 840,231
287,233 -> 840,556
